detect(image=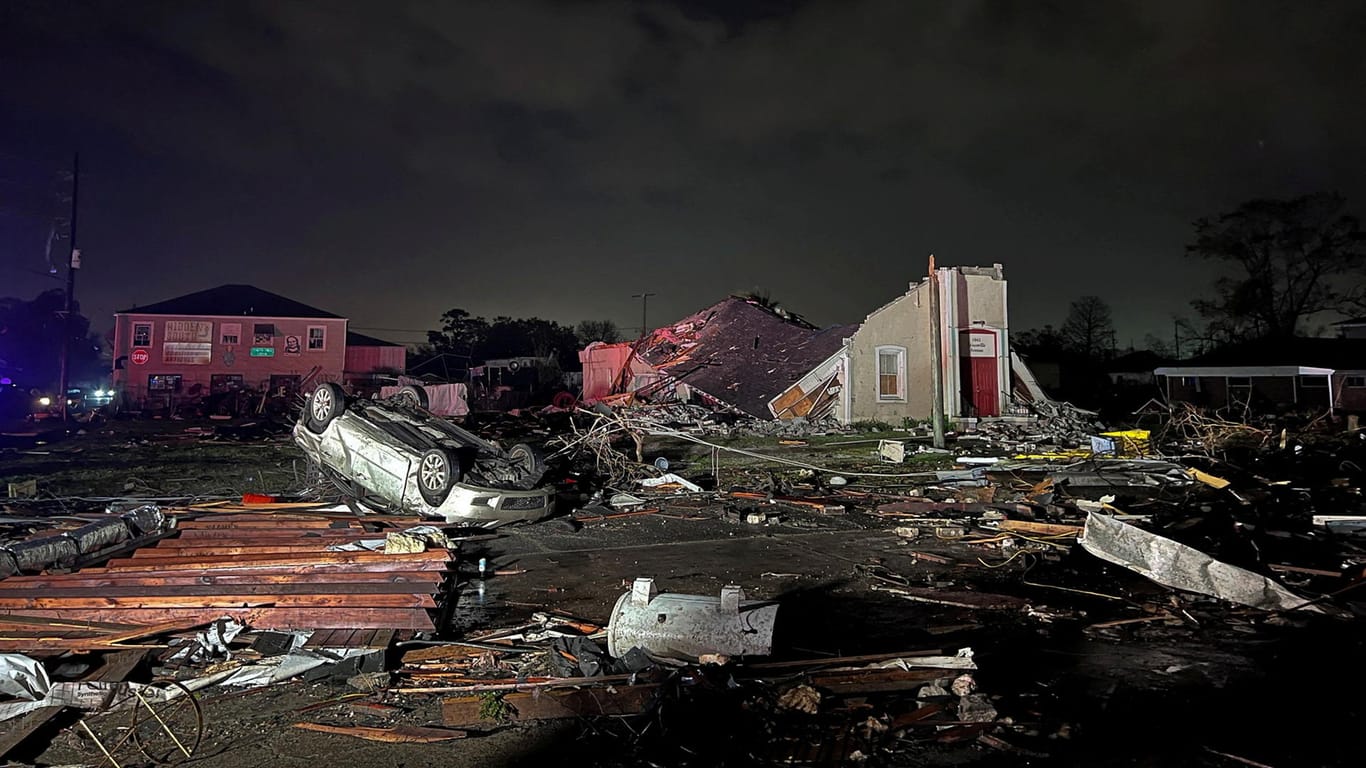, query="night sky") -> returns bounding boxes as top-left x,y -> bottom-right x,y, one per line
3,1 -> 1365,347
